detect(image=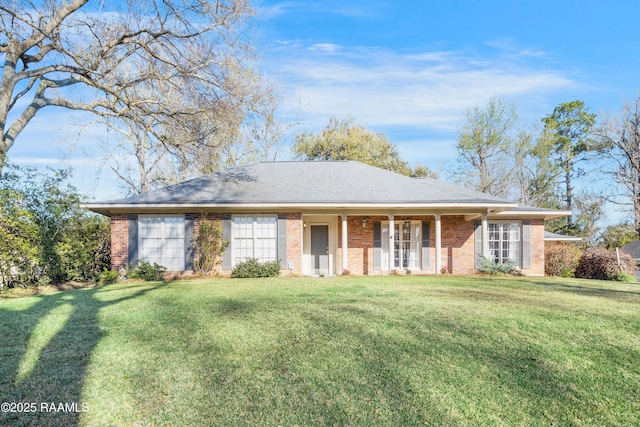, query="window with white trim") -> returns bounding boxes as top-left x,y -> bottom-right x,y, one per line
139,215 -> 185,270
232,215 -> 277,265
381,221 -> 421,270
488,221 -> 520,265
